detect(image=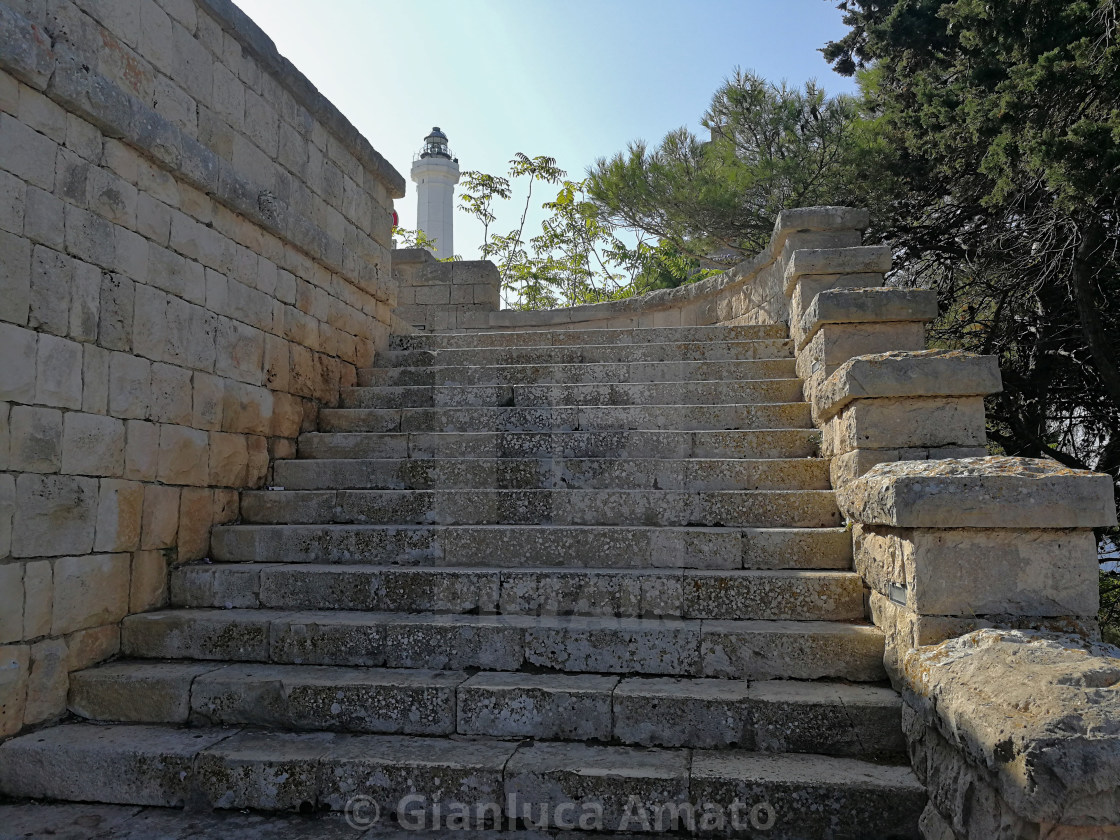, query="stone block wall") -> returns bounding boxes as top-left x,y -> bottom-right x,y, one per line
397,207 -> 870,334
0,0 -> 405,737
392,248 -> 500,331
